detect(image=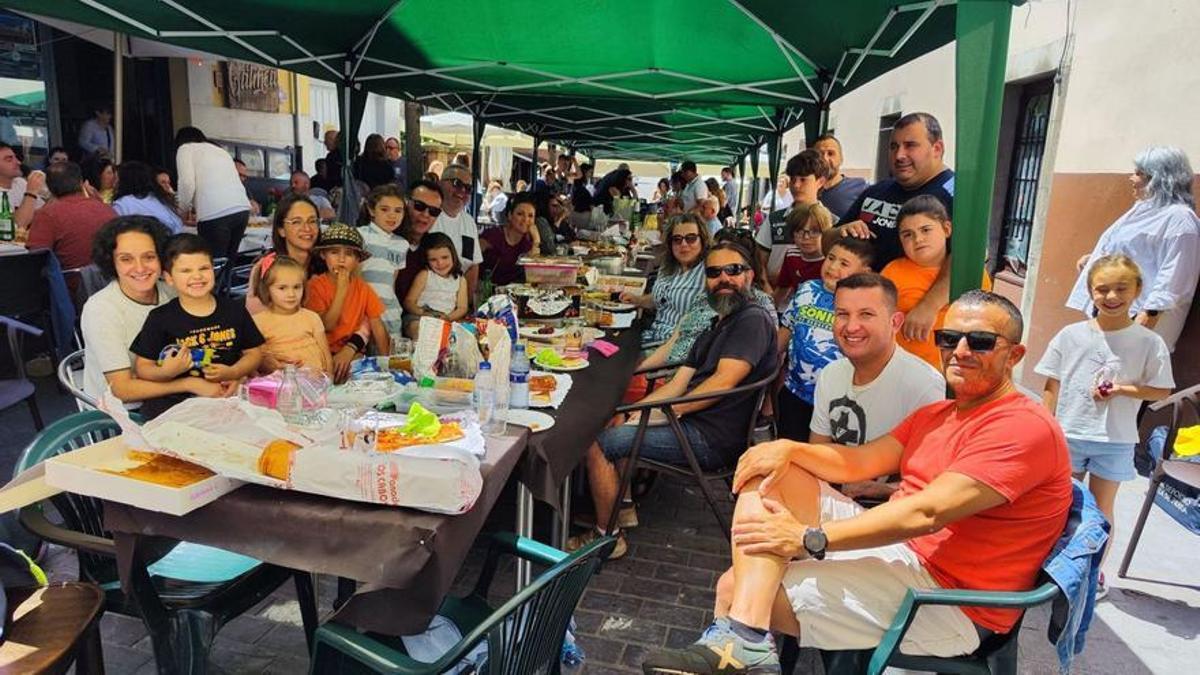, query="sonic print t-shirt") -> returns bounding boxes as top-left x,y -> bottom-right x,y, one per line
781,279 -> 839,403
